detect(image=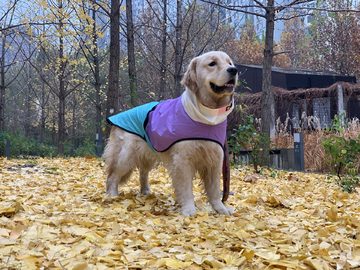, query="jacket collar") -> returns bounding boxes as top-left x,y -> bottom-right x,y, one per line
181,89 -> 233,125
